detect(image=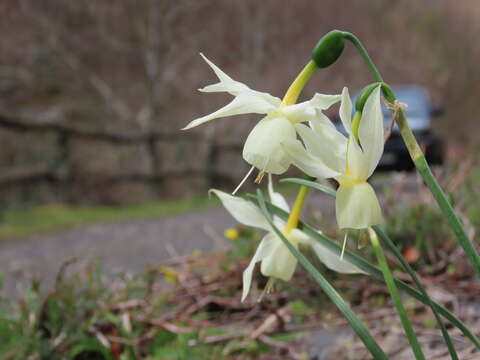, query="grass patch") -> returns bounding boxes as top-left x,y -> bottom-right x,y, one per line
0,196 -> 213,241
